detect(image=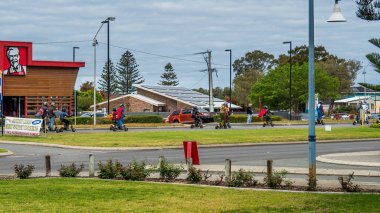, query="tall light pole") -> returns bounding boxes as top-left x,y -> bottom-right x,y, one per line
307,0 -> 346,189
102,17 -> 116,115
92,20 -> 107,126
225,49 -> 232,111
283,41 -> 292,121
73,46 -> 79,125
